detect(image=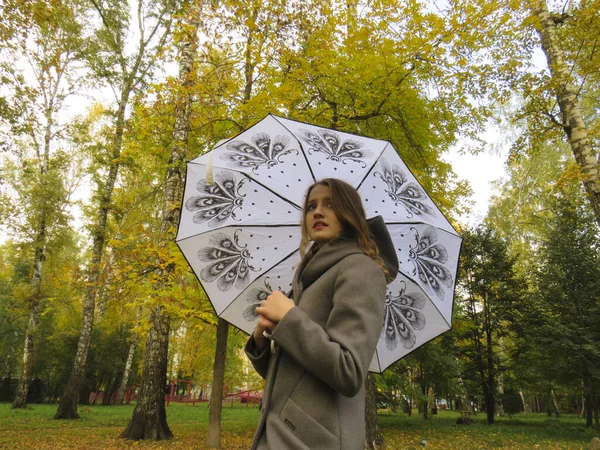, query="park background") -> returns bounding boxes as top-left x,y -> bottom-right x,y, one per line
1,0 -> 600,448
